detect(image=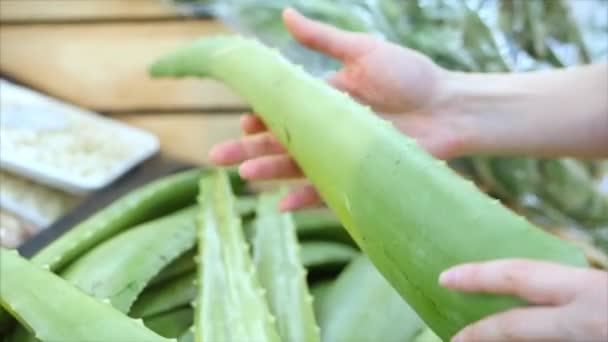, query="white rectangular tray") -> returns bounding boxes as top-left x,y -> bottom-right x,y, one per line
0,79 -> 160,194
